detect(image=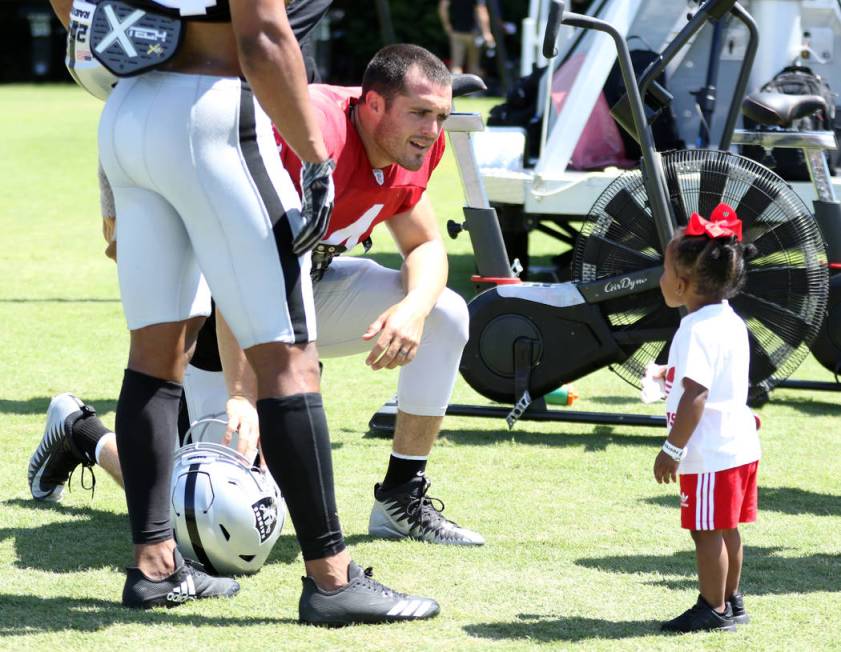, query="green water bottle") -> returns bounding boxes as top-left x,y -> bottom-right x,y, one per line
545,384 -> 578,406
